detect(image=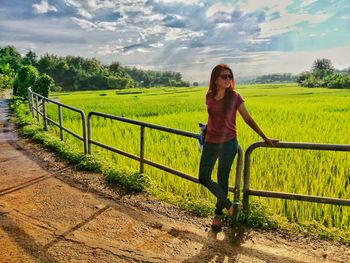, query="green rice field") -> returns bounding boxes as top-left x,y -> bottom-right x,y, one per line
47,84 -> 350,233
